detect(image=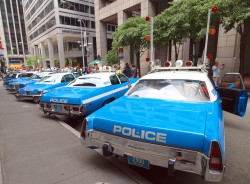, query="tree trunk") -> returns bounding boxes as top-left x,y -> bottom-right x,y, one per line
136,51 -> 141,78
239,24 -> 245,79
173,40 -> 178,61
